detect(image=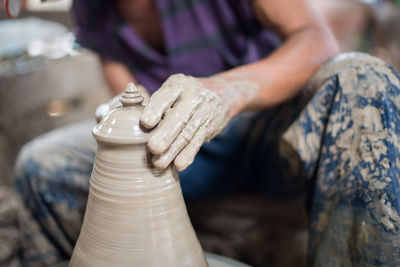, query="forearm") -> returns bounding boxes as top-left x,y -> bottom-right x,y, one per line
140,29 -> 338,171
200,24 -> 339,120
101,58 -> 138,95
